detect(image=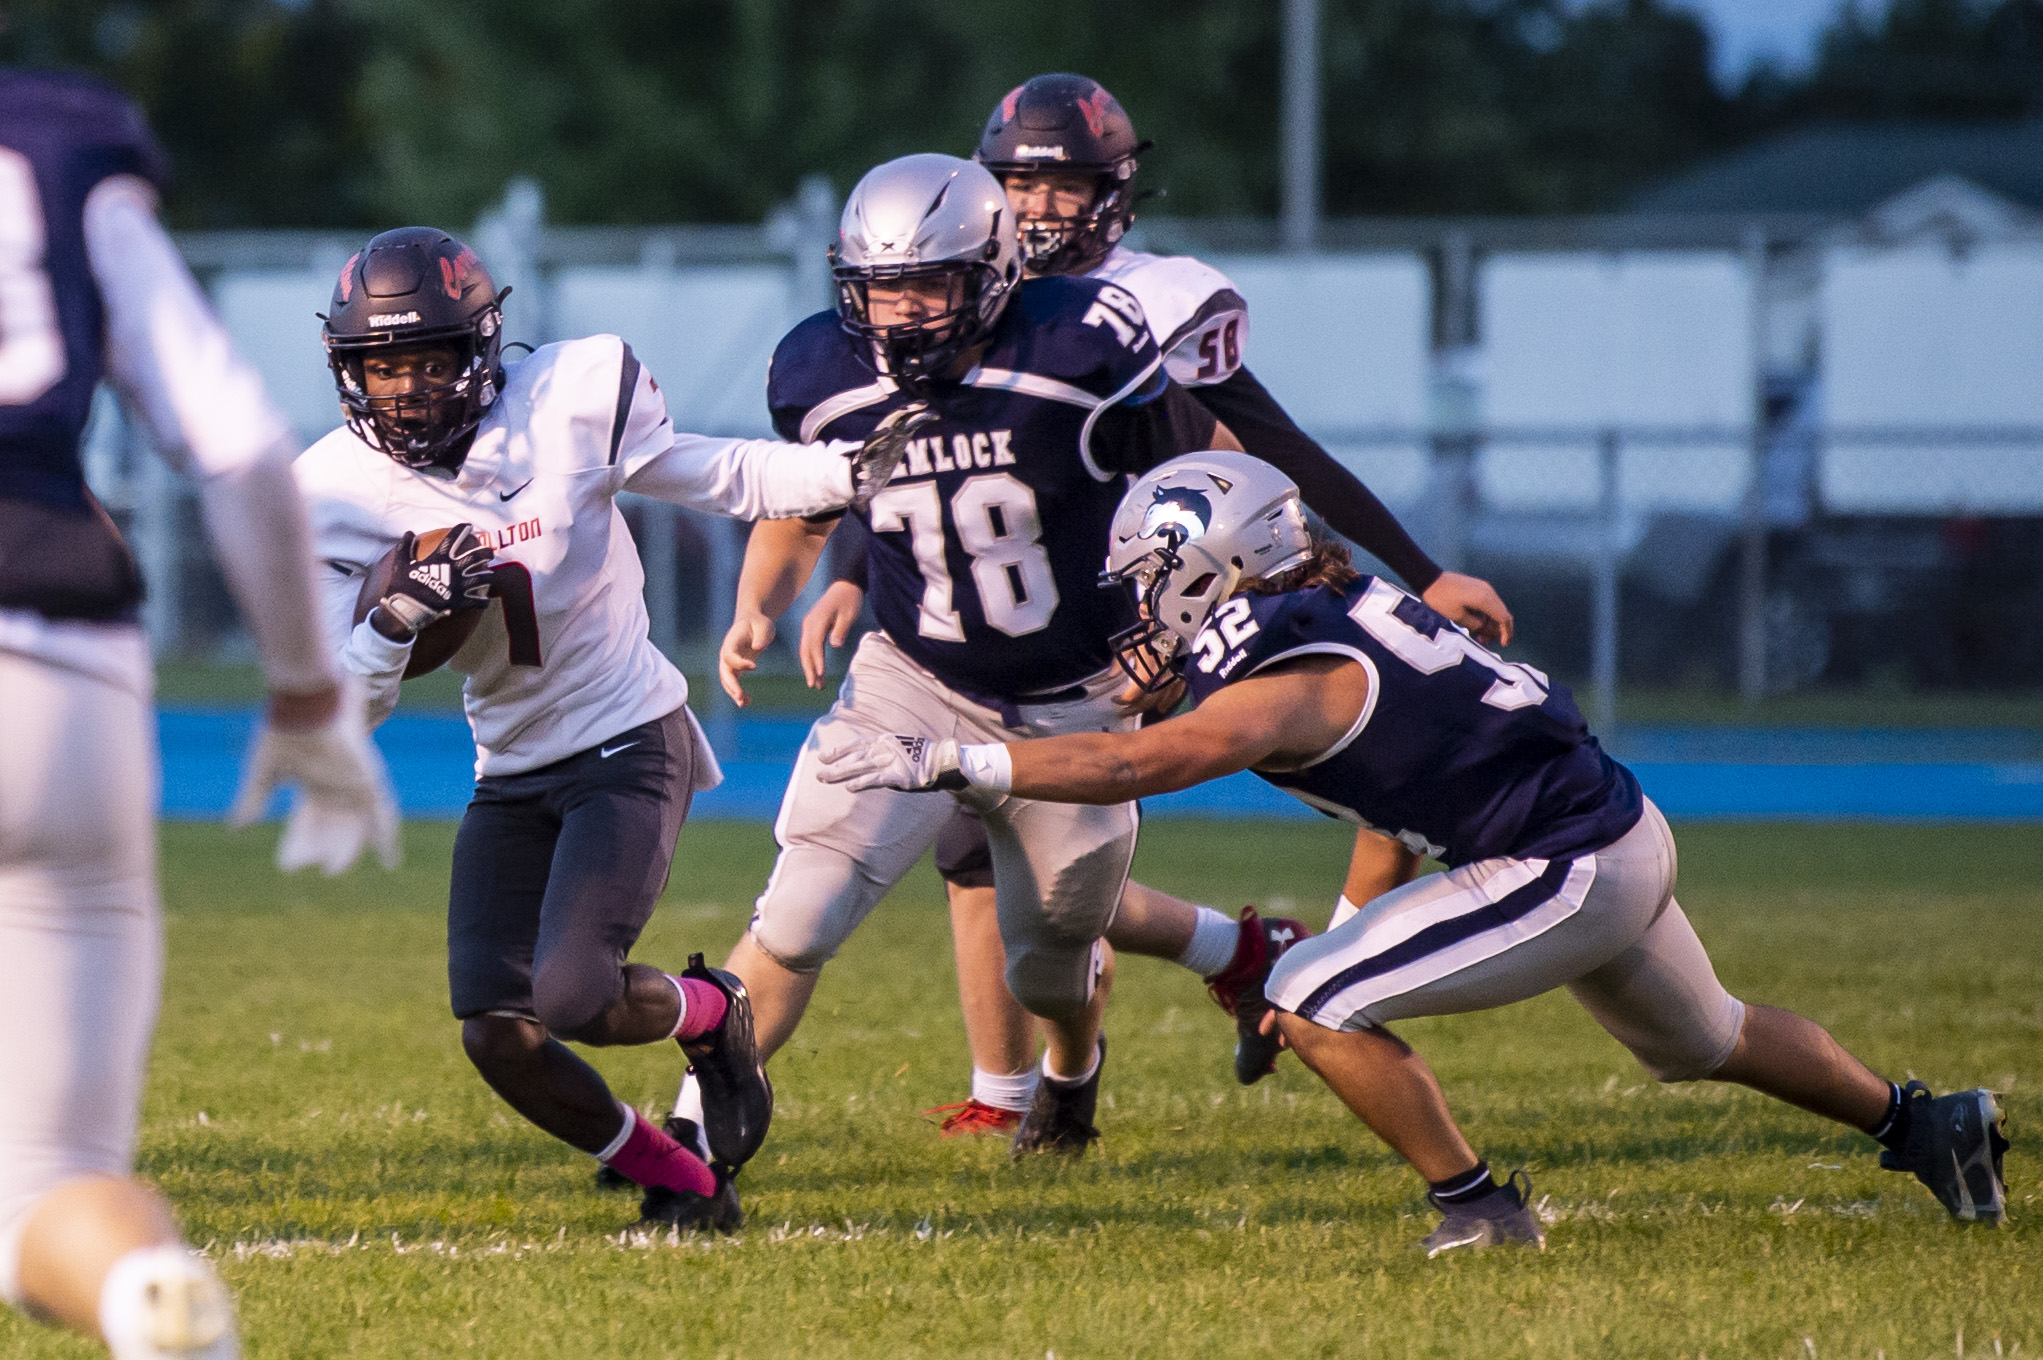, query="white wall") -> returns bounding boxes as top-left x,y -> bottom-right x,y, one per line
1820,245 -> 2043,513
1211,253 -> 1433,503
1478,252 -> 1755,514
552,265 -> 800,438
212,270 -> 345,442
